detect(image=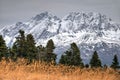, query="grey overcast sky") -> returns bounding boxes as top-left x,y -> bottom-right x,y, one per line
0,0 -> 120,28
